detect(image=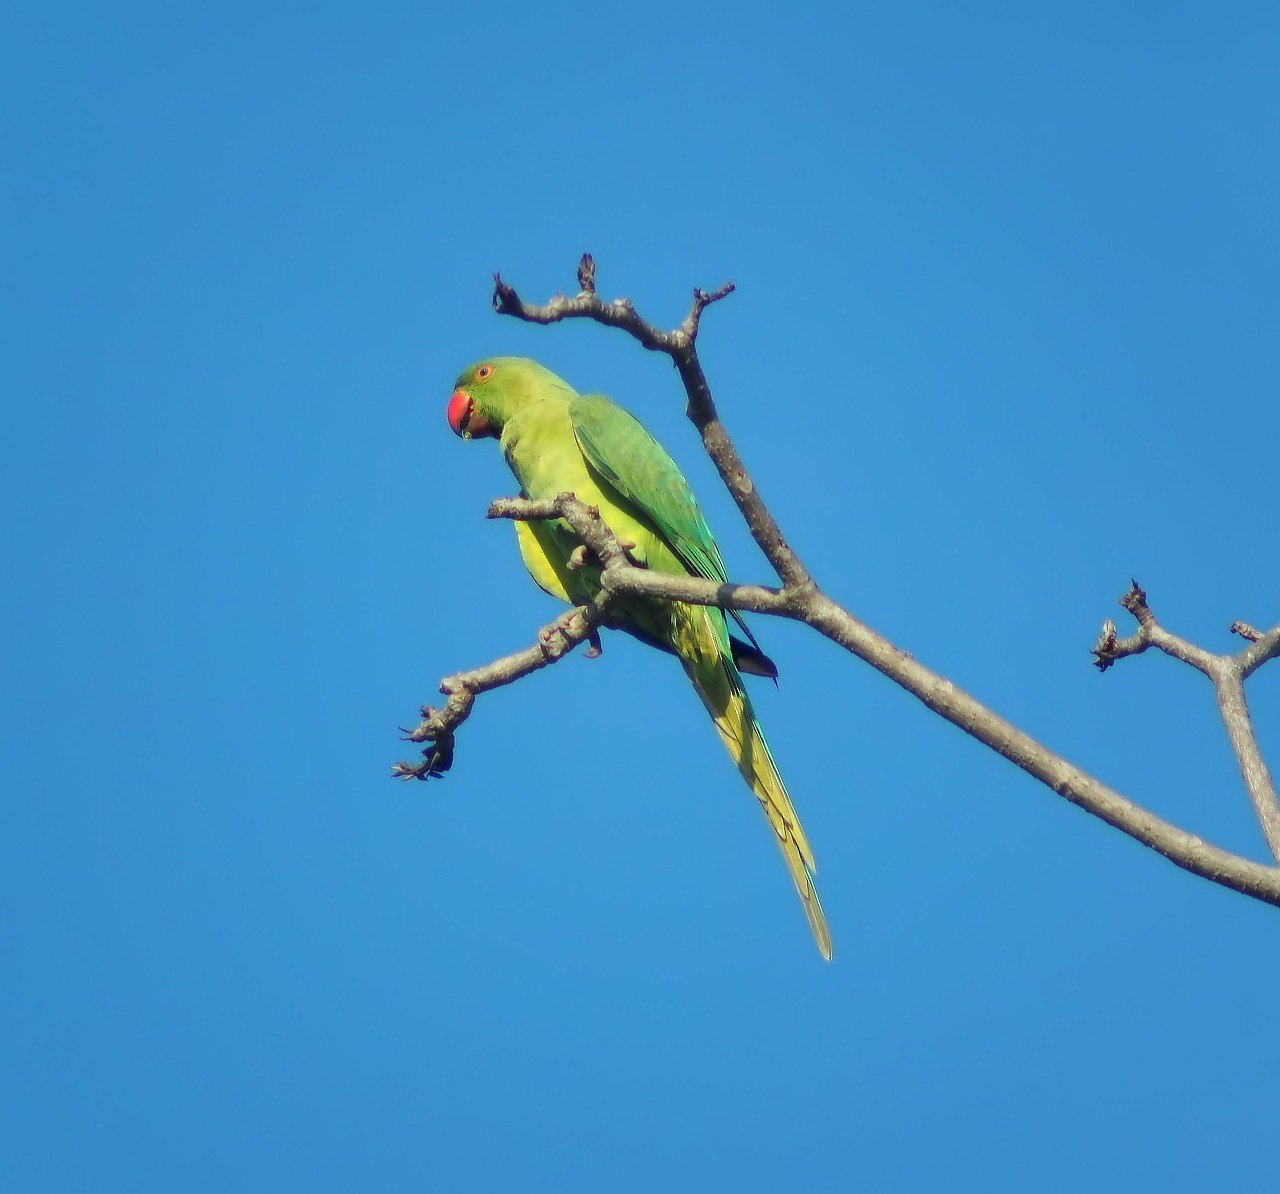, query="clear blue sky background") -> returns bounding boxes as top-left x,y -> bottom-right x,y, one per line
5,3 -> 1279,1190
